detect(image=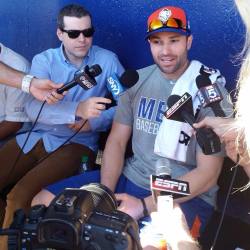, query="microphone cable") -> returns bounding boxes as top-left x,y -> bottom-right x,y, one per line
1,101 -> 46,195
1,101 -> 88,195
210,154 -> 239,250
1,64 -> 98,195
28,119 -> 87,167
